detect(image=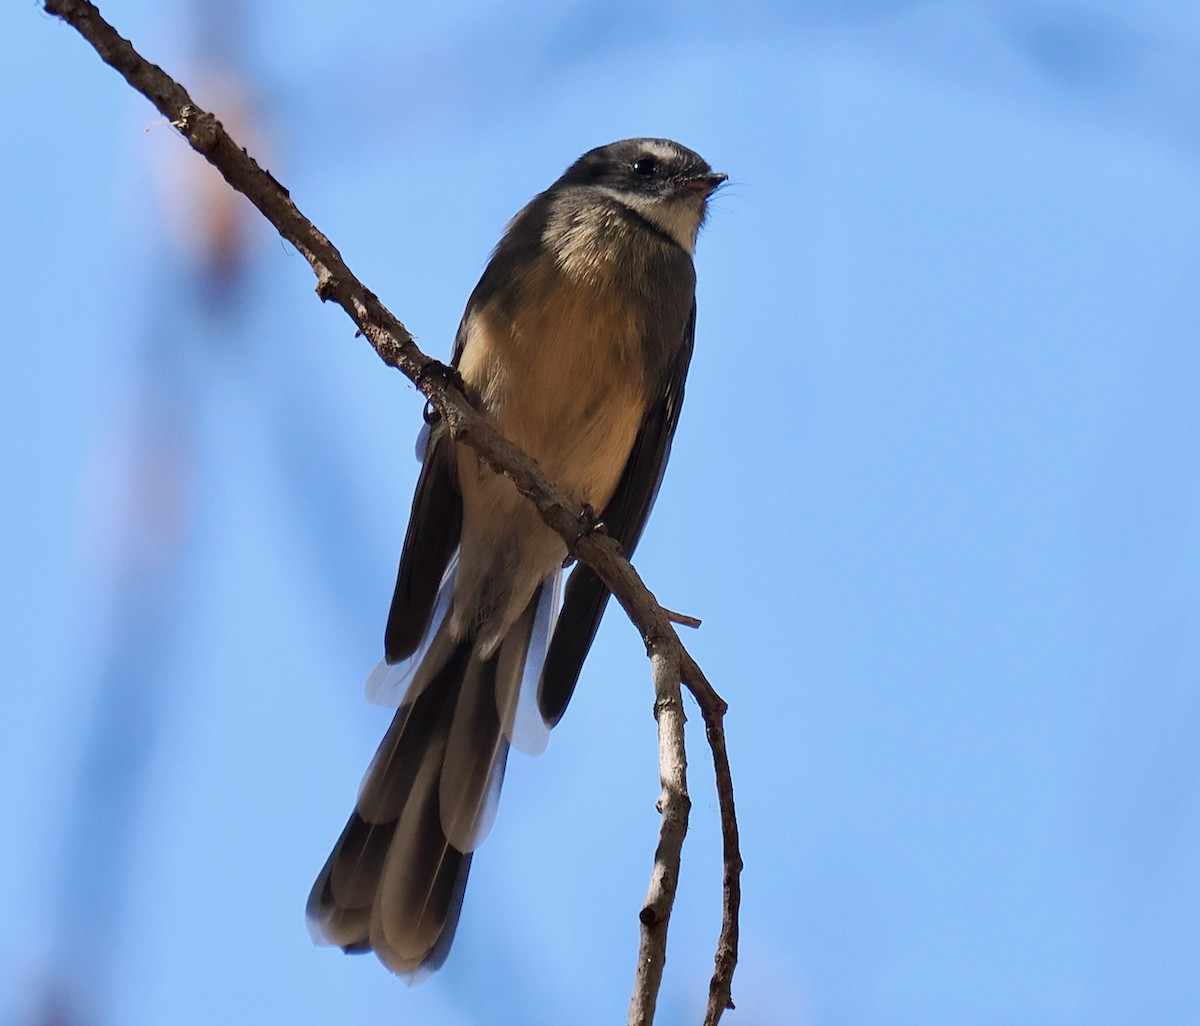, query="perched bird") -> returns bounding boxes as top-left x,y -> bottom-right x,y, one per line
307,138 -> 725,978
